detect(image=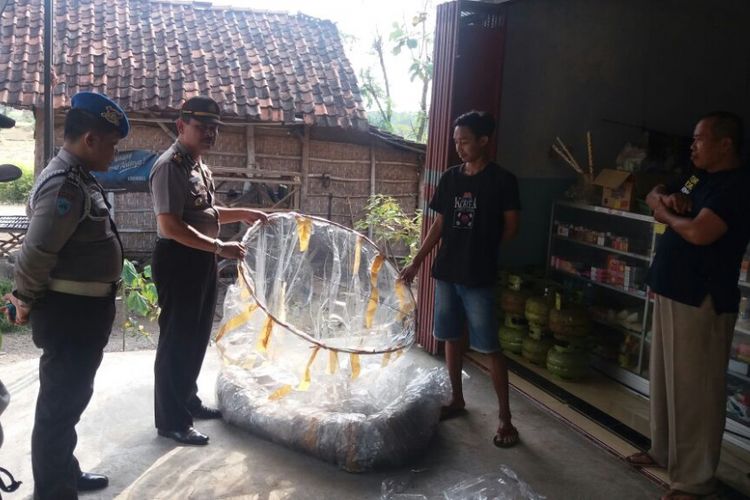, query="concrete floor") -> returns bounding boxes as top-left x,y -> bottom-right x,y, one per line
0,347 -> 663,500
